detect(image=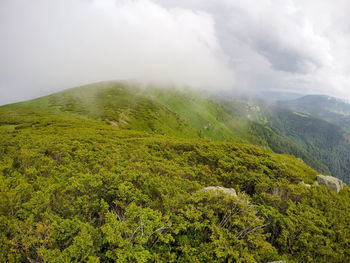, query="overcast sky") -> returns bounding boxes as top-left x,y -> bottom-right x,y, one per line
1,0 -> 350,105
